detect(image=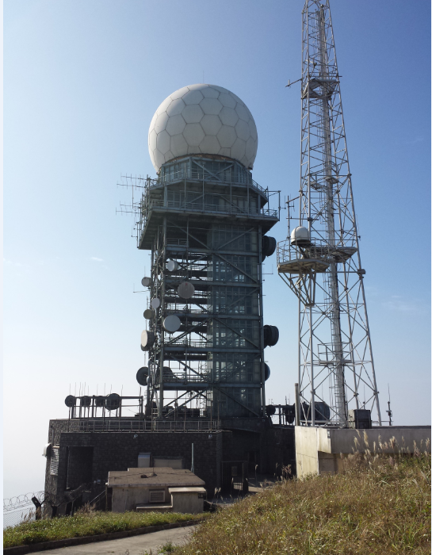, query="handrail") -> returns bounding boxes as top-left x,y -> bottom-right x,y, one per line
67,419 -> 221,433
